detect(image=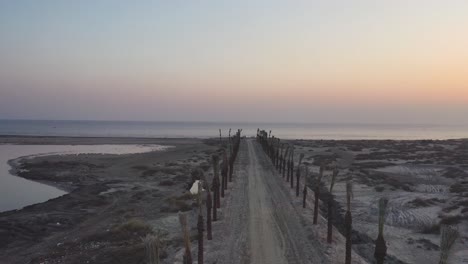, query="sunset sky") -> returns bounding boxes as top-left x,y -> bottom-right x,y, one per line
1,0 -> 467,124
